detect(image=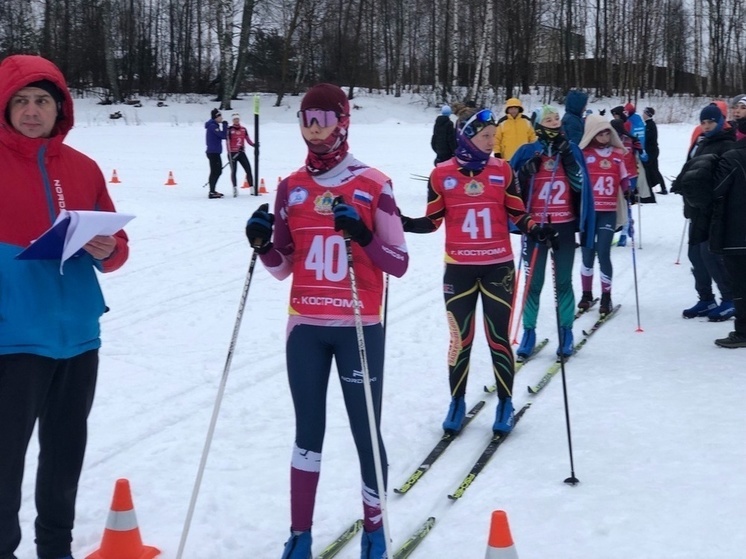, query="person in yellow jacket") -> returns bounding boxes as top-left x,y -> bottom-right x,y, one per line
493,97 -> 537,161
